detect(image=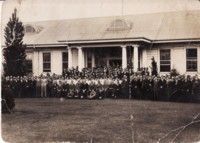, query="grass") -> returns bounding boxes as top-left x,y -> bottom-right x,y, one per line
1,98 -> 200,143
